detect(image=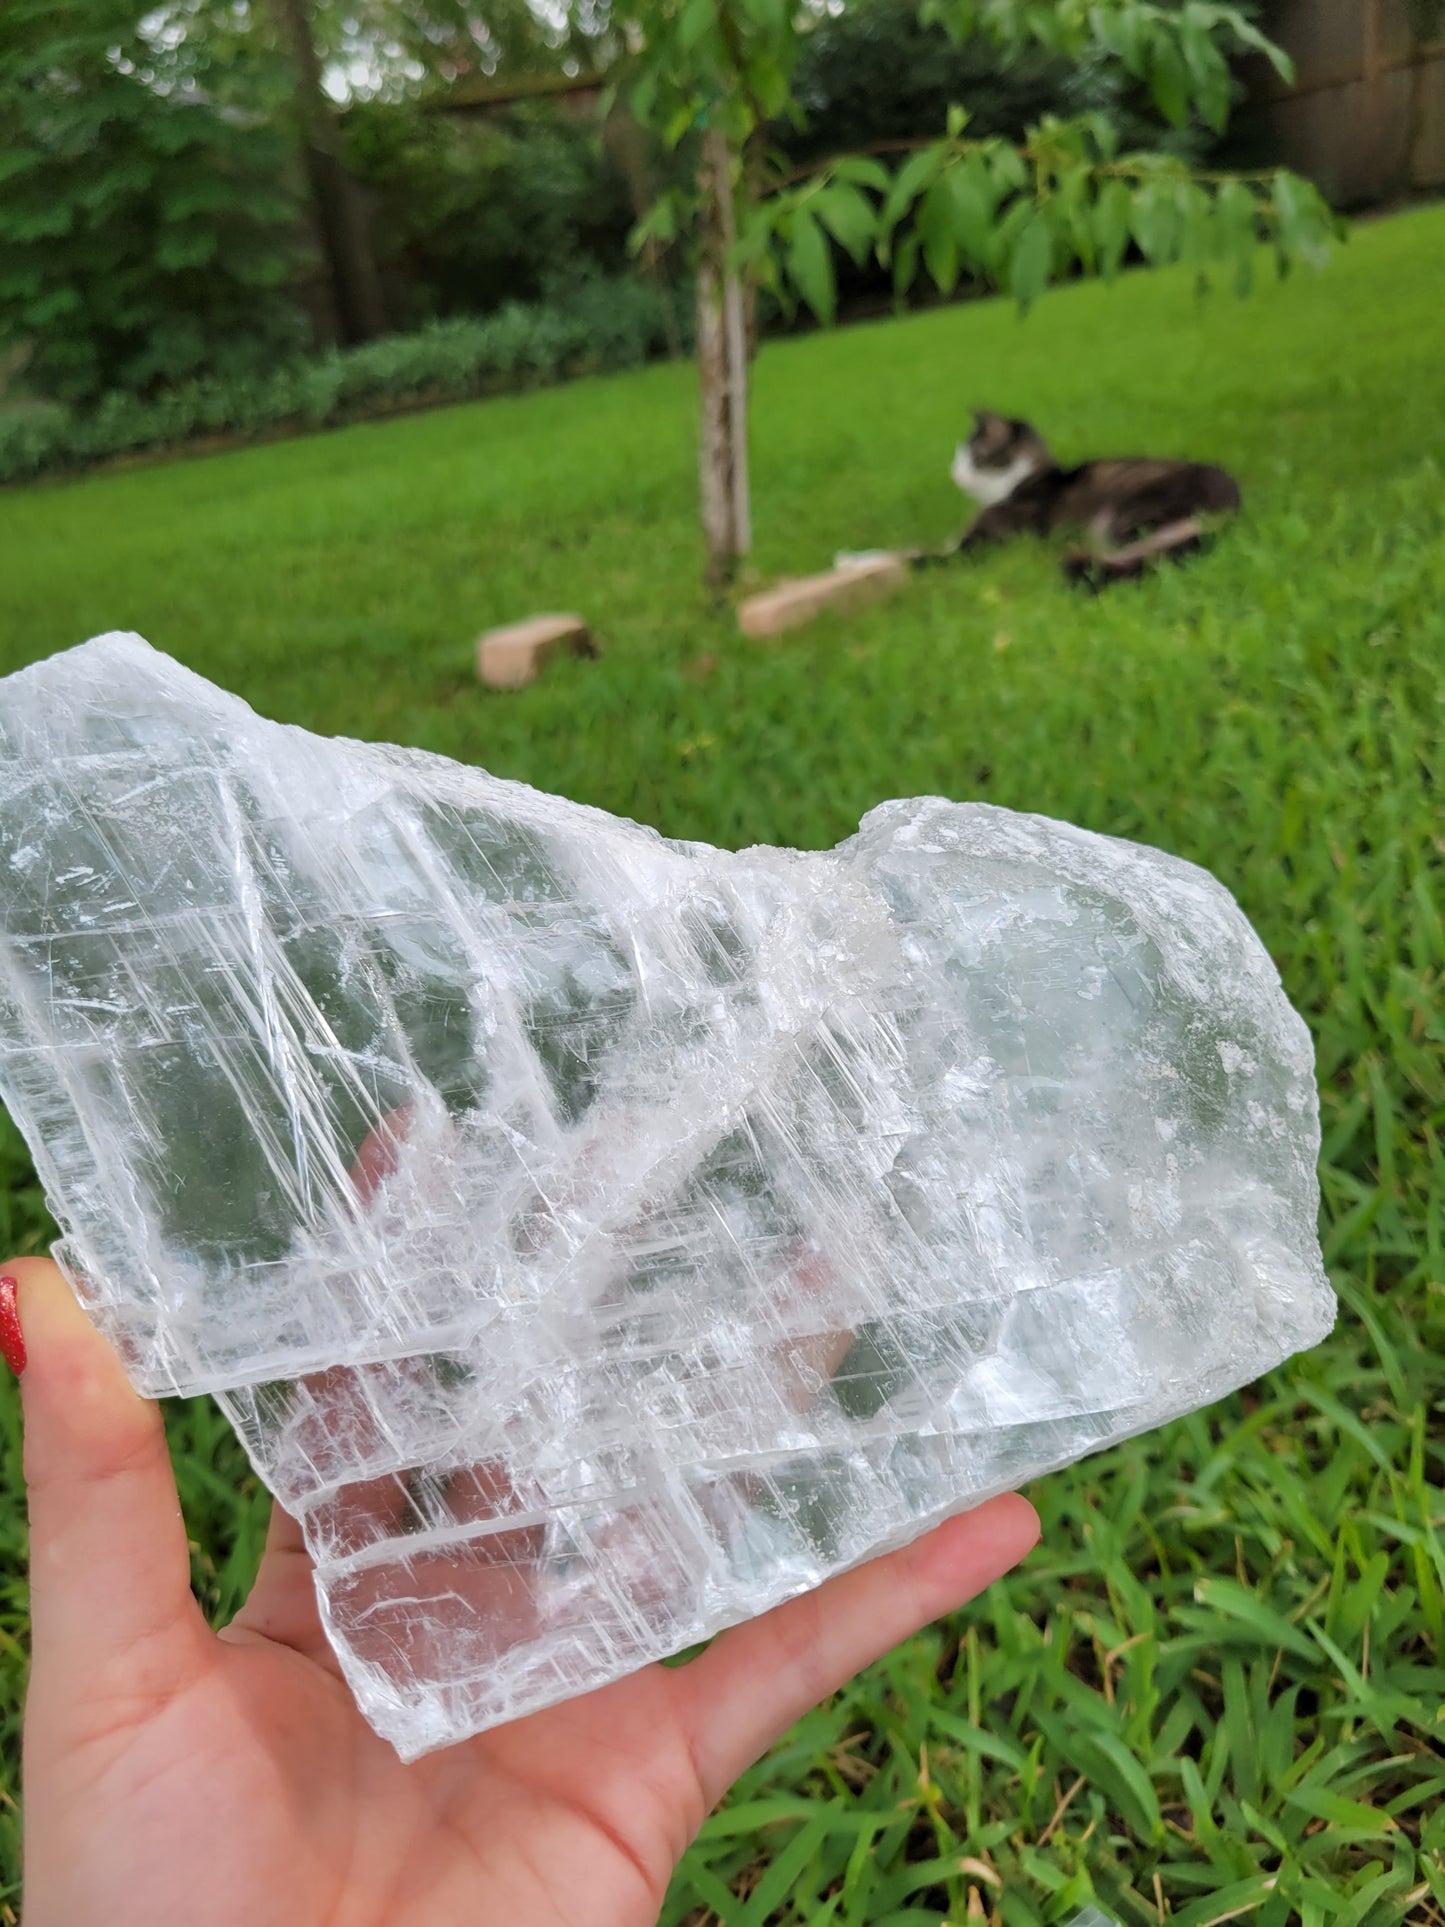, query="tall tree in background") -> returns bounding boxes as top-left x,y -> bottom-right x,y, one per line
626,0 -> 1338,587
156,0 -> 619,343
270,0 -> 389,341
